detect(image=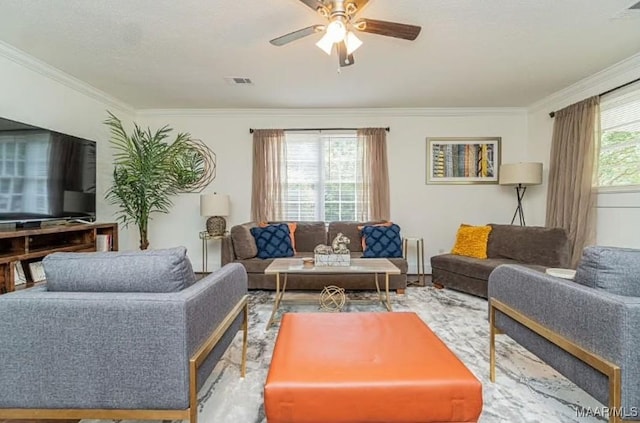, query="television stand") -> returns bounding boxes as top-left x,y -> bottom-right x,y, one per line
0,223 -> 118,294
69,218 -> 95,225
18,221 -> 42,229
